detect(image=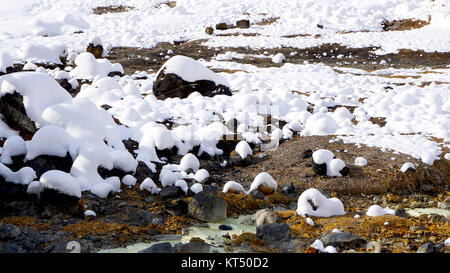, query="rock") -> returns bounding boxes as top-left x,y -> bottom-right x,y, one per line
152,58 -> 232,99
86,43 -> 103,59
205,27 -> 214,35
0,92 -> 37,135
301,149 -> 313,159
134,161 -> 153,183
417,242 -> 434,253
165,199 -> 188,216
281,183 -> 296,195
256,223 -> 290,243
366,241 -> 381,253
215,23 -> 228,30
159,185 -> 184,200
0,223 -> 22,240
312,160 -> 327,176
27,153 -> 73,178
188,192 -> 227,222
236,19 -> 250,28
240,216 -> 255,226
219,224 -> 233,231
420,184 -> 433,192
339,166 -> 350,176
437,201 -> 450,210
318,232 -> 365,249
0,243 -> 25,253
250,190 -> 265,200
395,208 -> 409,219
139,242 -> 176,253
43,241 -> 70,253
229,150 -> 252,167
178,241 -> 211,253
255,209 -> 282,227
409,225 -> 428,232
